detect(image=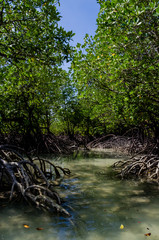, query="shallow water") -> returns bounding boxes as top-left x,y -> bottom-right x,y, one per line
1,150 -> 159,240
